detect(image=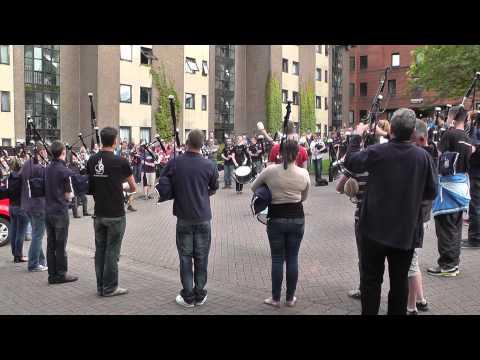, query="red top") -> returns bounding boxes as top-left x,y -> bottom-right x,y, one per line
268,143 -> 309,167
